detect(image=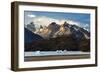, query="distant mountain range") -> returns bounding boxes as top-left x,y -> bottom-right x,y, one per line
25,21 -> 90,52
